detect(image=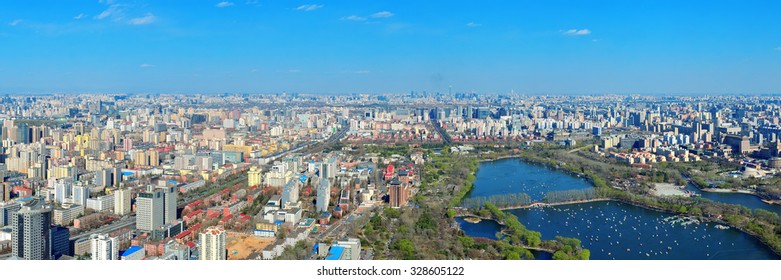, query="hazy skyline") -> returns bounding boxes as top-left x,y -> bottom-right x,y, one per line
1,0 -> 781,95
